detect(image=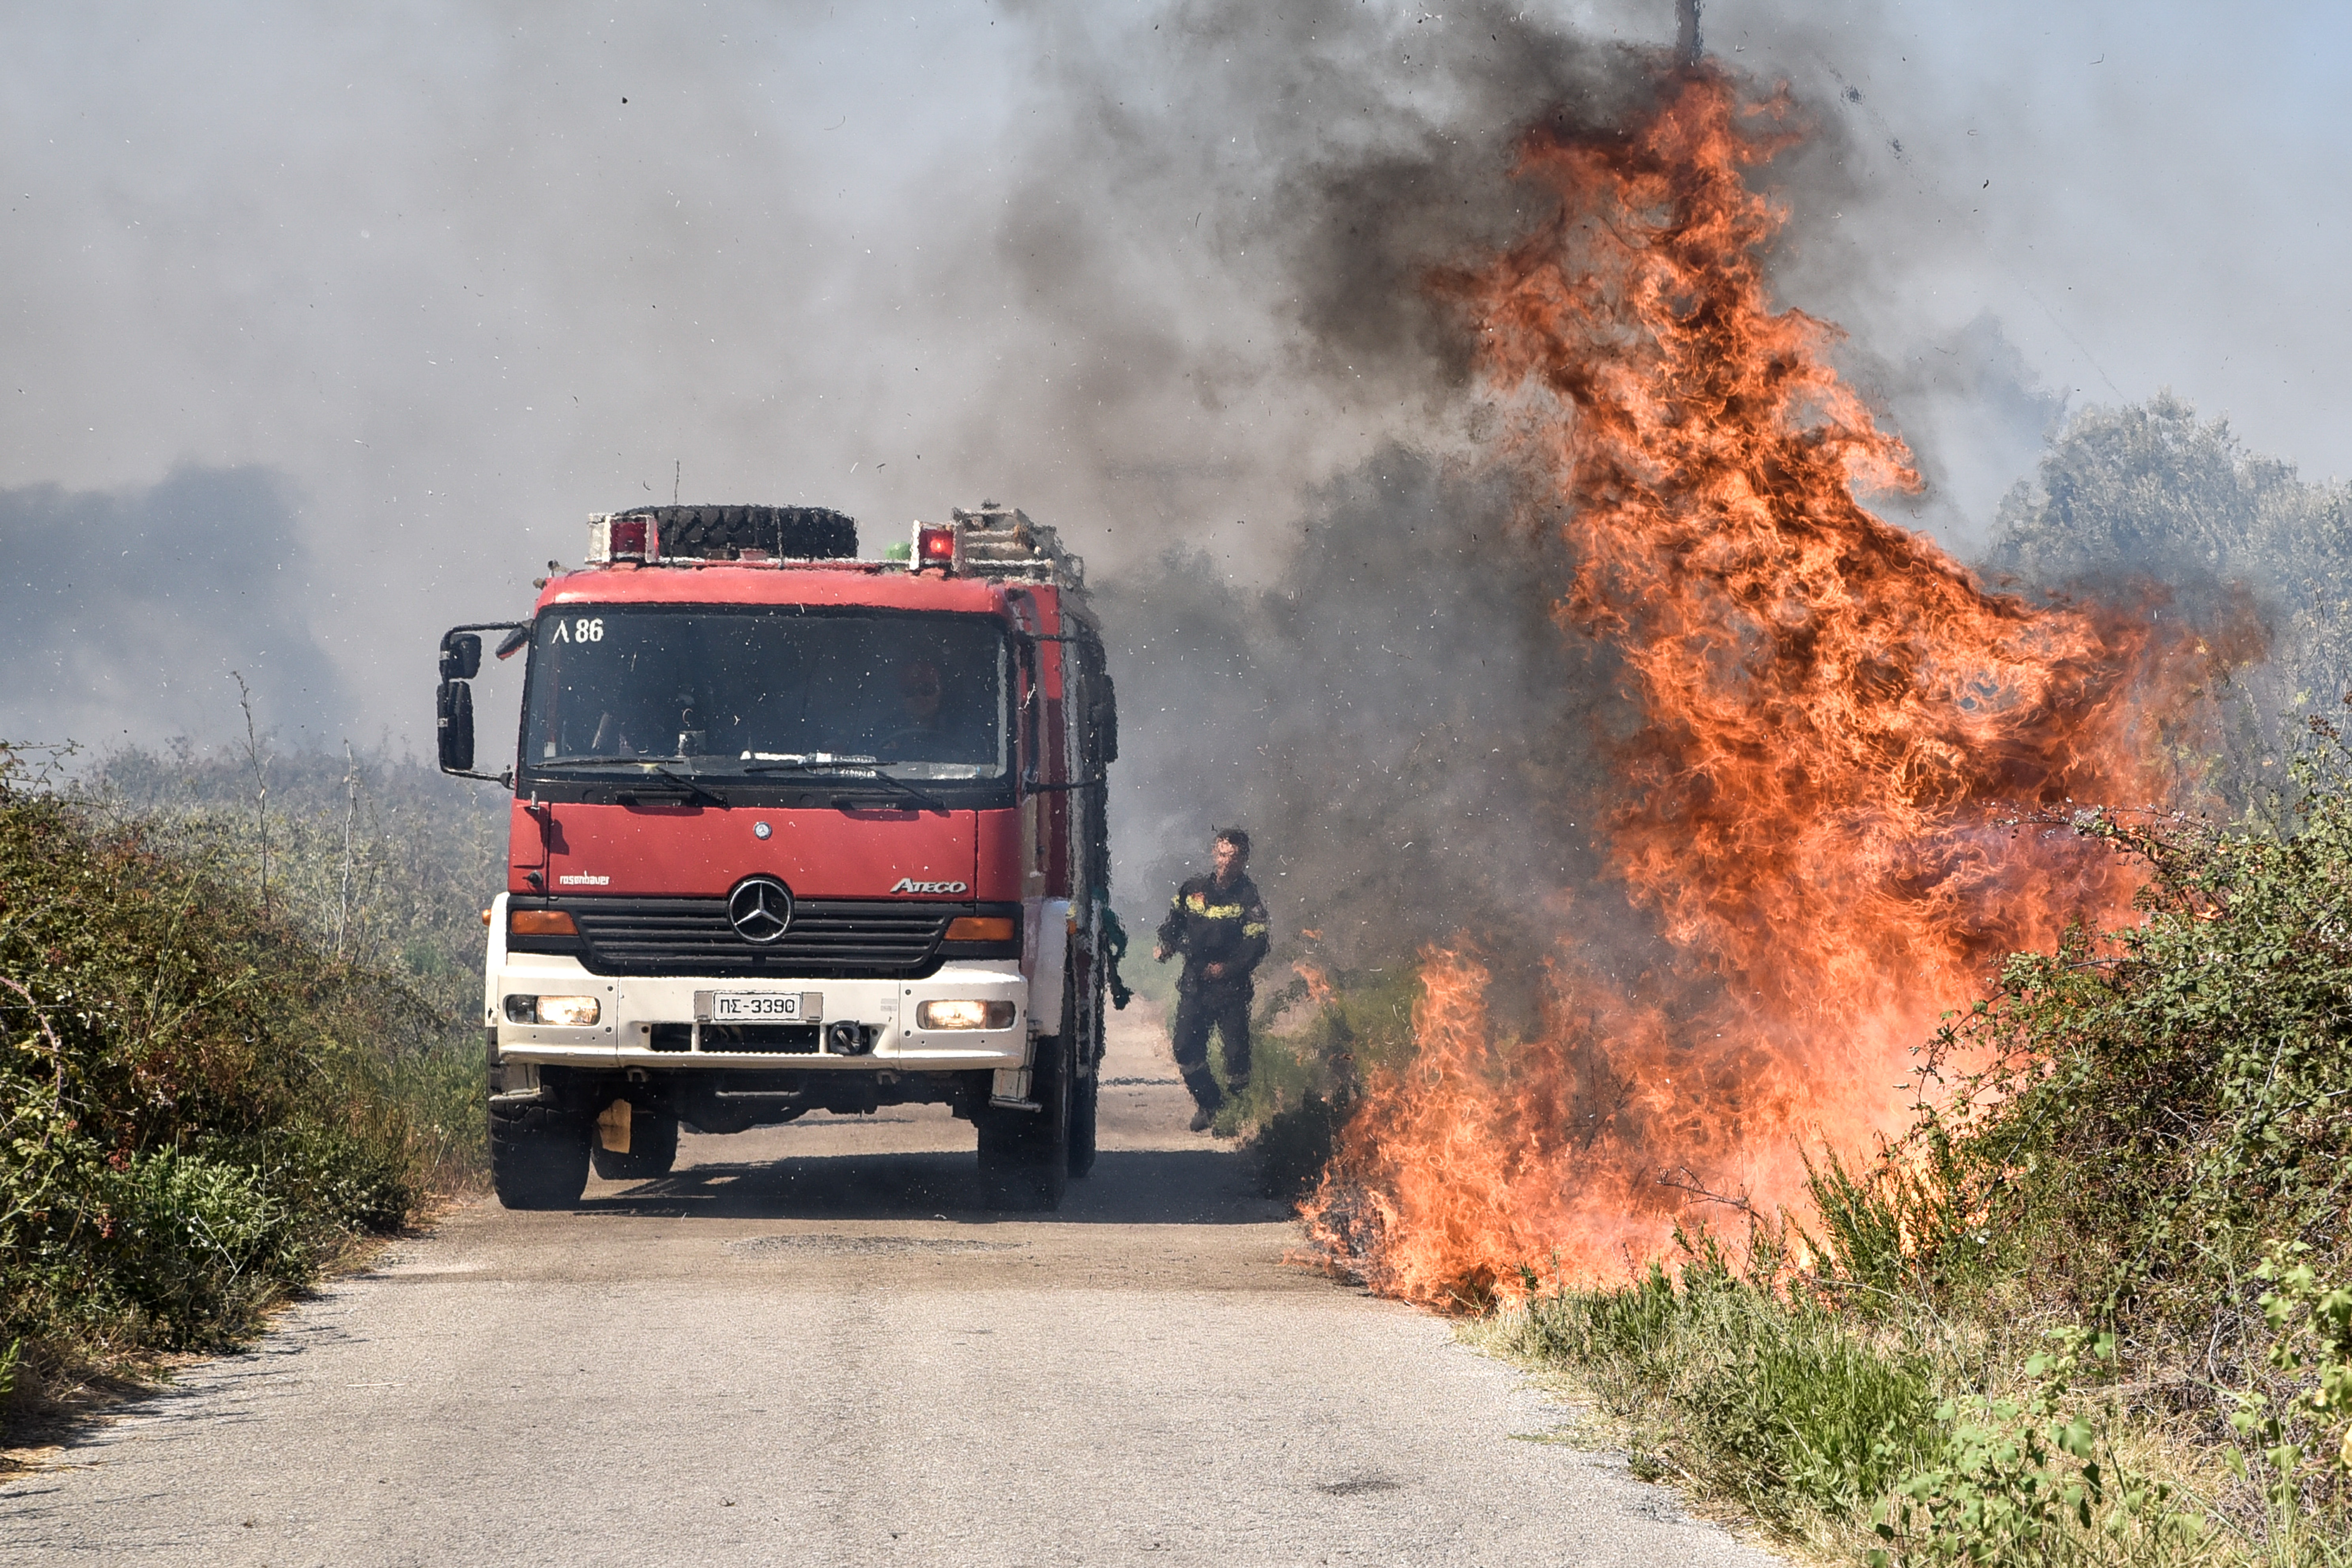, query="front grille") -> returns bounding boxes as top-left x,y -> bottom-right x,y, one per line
564,897 -> 951,979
